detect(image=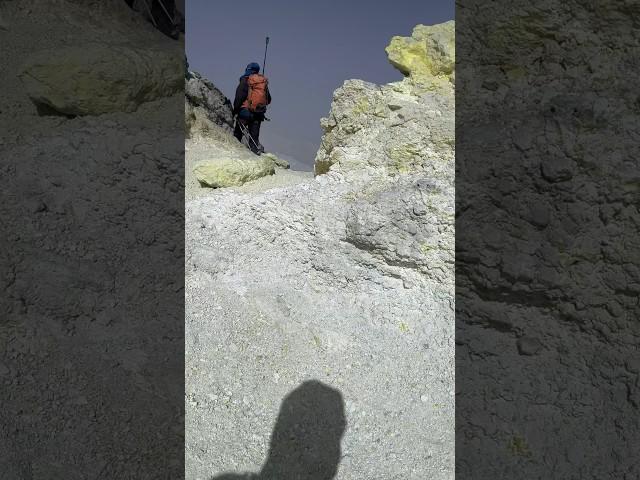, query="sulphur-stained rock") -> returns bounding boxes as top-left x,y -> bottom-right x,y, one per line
18,44 -> 183,115
386,21 -> 455,90
314,21 -> 454,178
194,157 -> 275,188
